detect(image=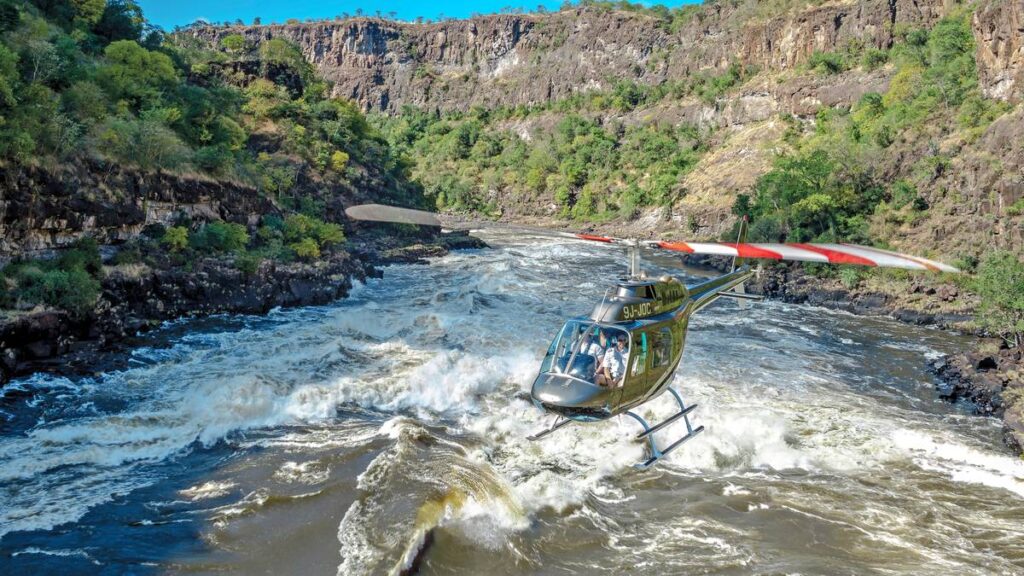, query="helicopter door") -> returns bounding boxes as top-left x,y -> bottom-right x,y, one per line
646,326 -> 674,393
